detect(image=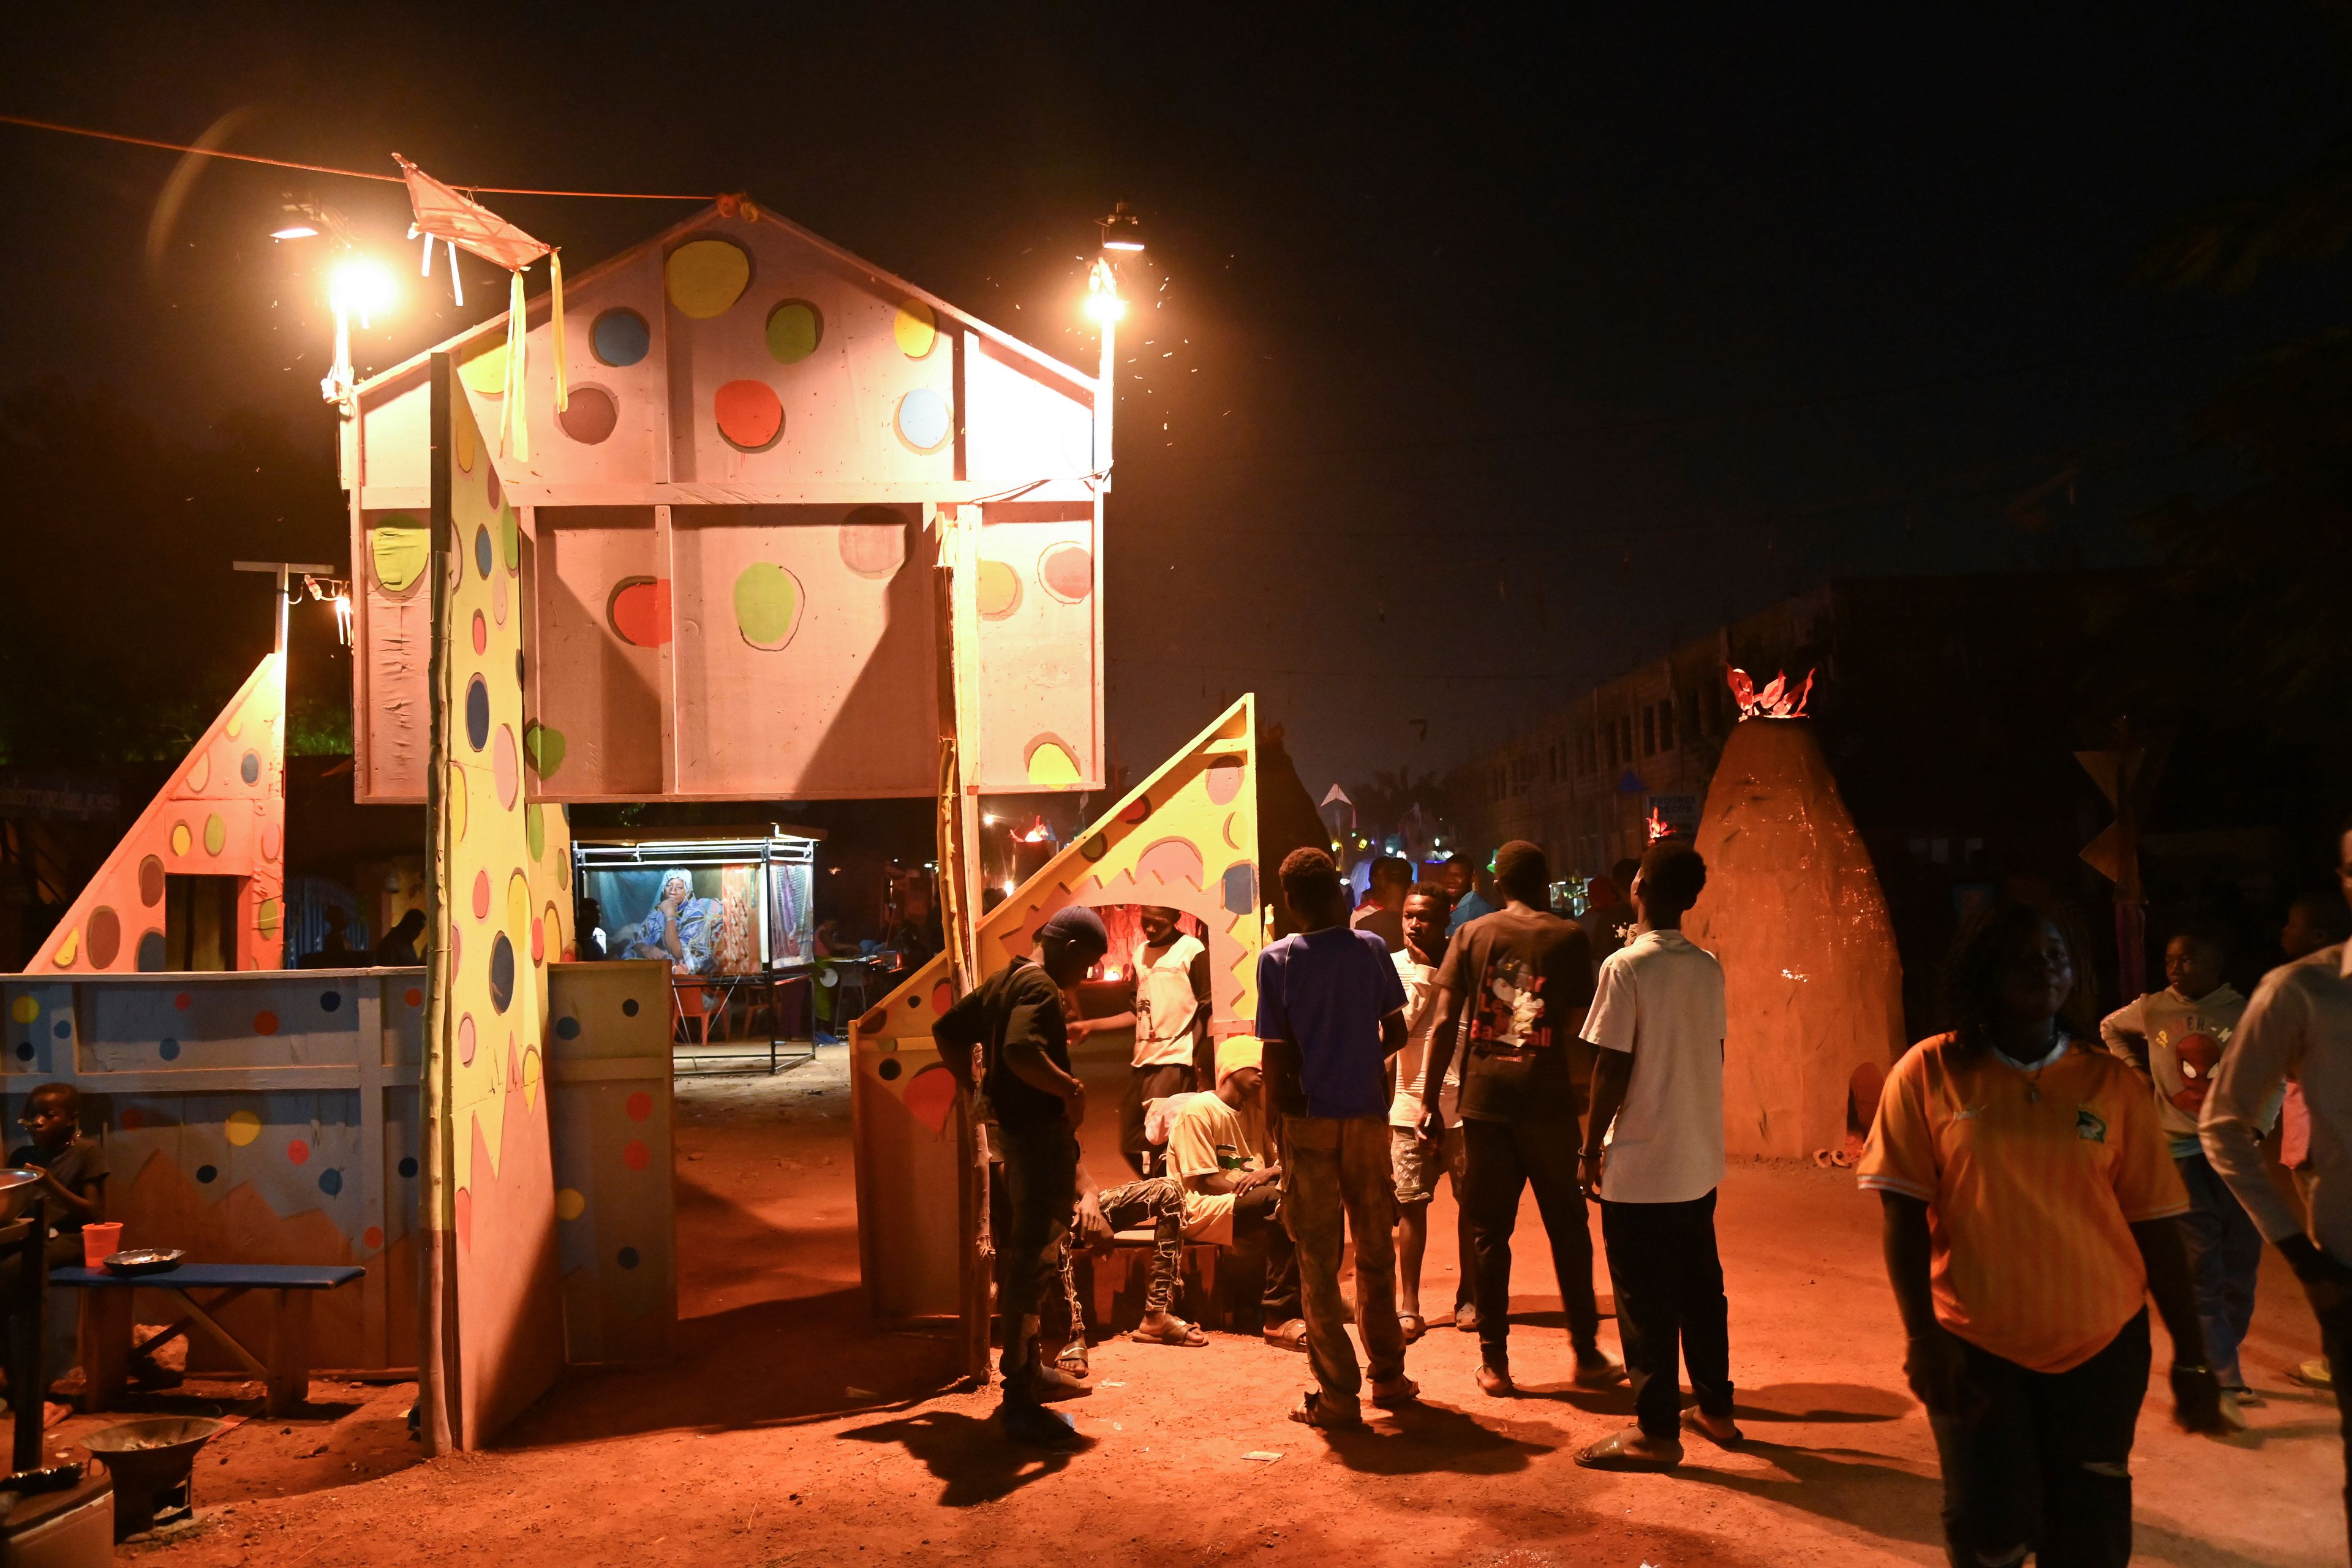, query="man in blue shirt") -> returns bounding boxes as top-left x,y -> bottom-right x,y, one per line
1258,848 -> 1417,1429
1442,854 -> 1498,935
